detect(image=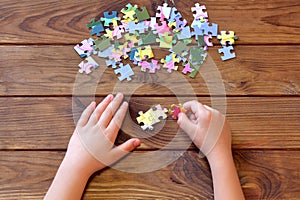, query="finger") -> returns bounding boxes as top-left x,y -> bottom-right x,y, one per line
106,102 -> 128,142
177,112 -> 198,140
183,101 -> 207,119
77,101 -> 96,127
110,138 -> 140,161
98,93 -> 124,128
89,94 -> 113,124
